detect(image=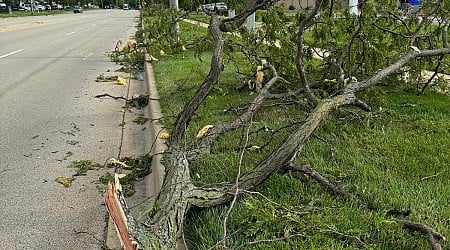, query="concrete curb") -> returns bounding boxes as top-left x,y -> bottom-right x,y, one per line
143,53 -> 167,204
105,55 -> 166,249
